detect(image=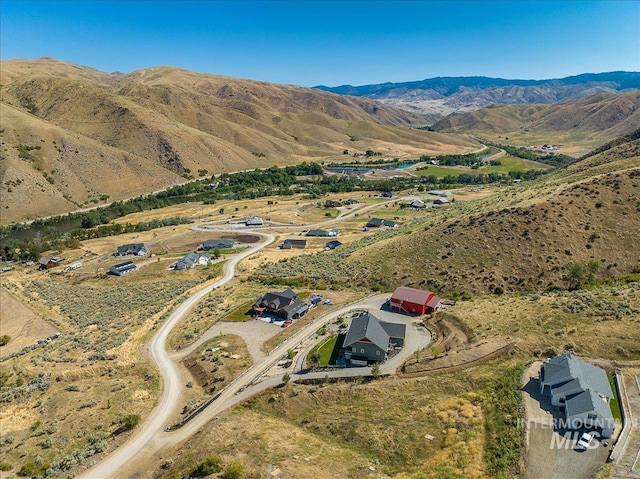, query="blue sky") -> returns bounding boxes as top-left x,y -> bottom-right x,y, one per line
1,1 -> 638,87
